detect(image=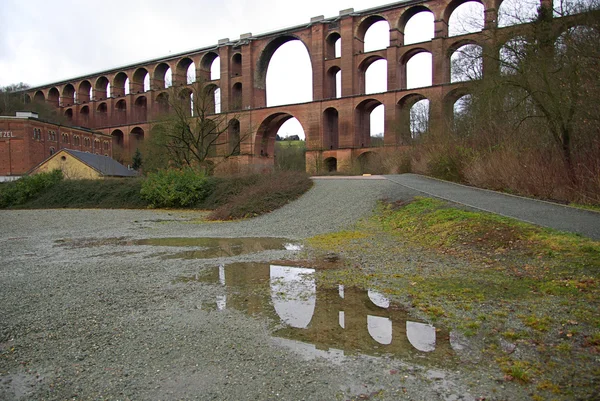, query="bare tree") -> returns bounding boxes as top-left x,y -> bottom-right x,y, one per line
145,80 -> 249,174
